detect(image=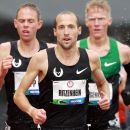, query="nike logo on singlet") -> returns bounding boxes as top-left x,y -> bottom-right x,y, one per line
104,62 -> 117,67
76,67 -> 88,74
